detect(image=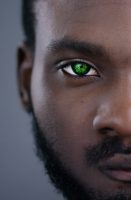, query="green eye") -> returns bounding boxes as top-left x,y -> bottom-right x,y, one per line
59,60 -> 98,77
72,63 -> 90,76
